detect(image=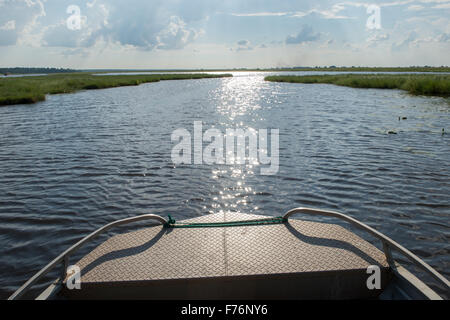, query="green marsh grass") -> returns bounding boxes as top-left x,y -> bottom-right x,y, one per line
0,73 -> 232,106
264,74 -> 450,97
